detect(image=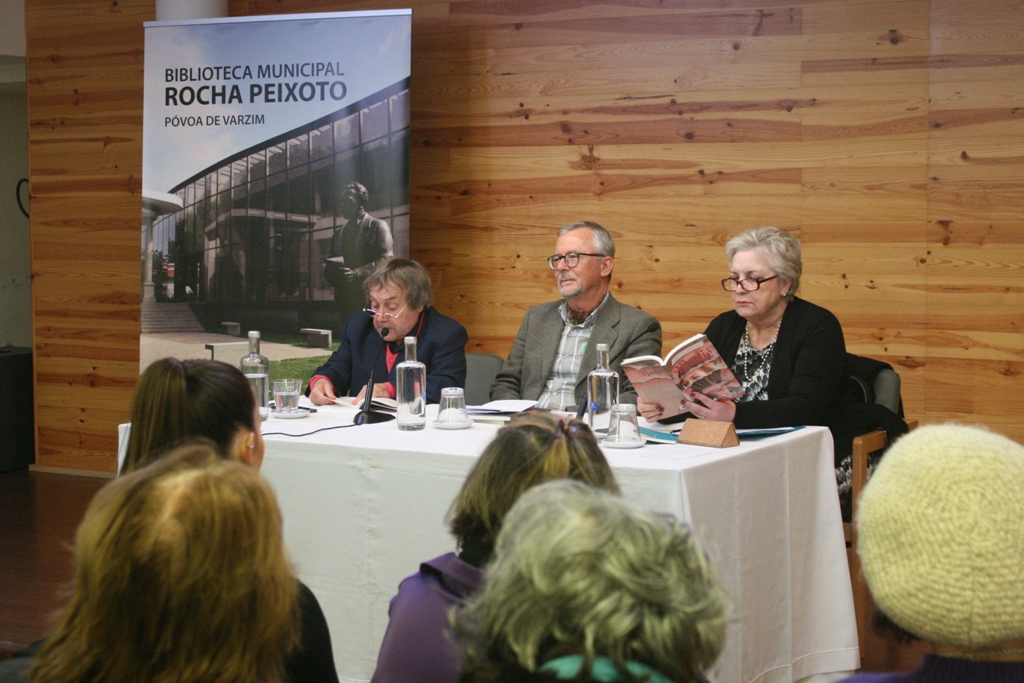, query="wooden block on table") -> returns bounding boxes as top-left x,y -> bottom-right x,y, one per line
677,419 -> 740,448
